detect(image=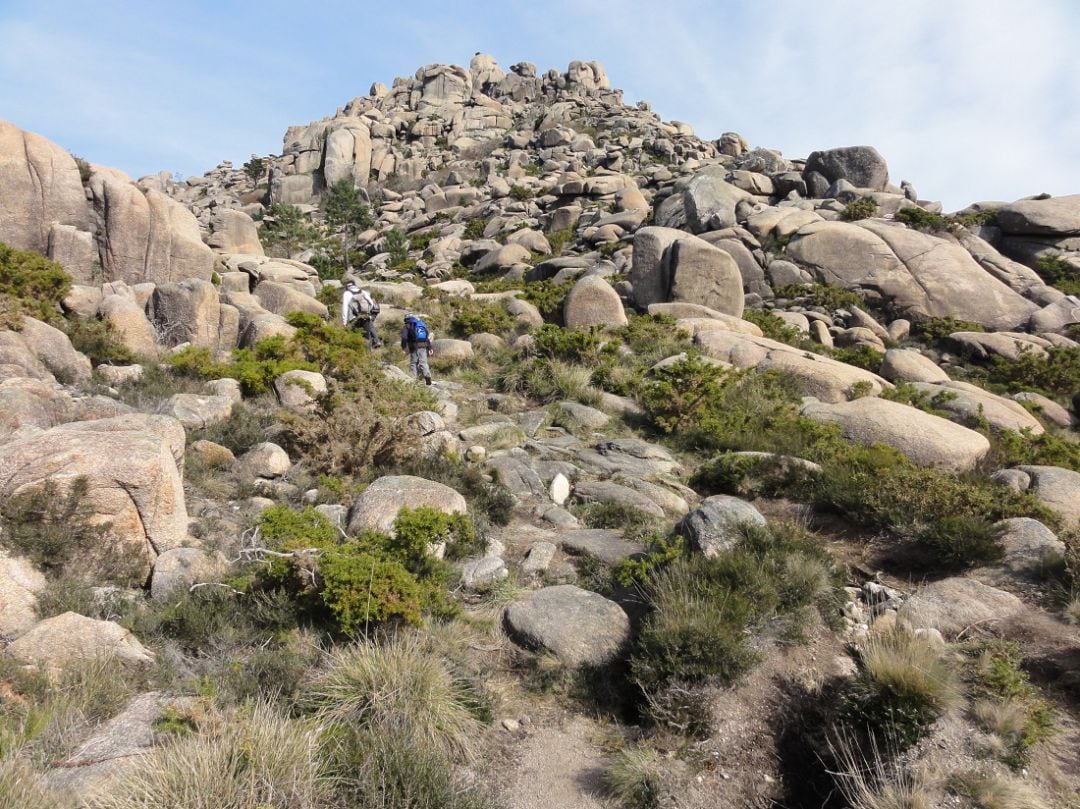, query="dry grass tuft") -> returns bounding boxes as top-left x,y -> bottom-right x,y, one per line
949,770 -> 1050,809
86,702 -> 327,809
603,745 -> 669,809
307,631 -> 485,760
828,731 -> 939,809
